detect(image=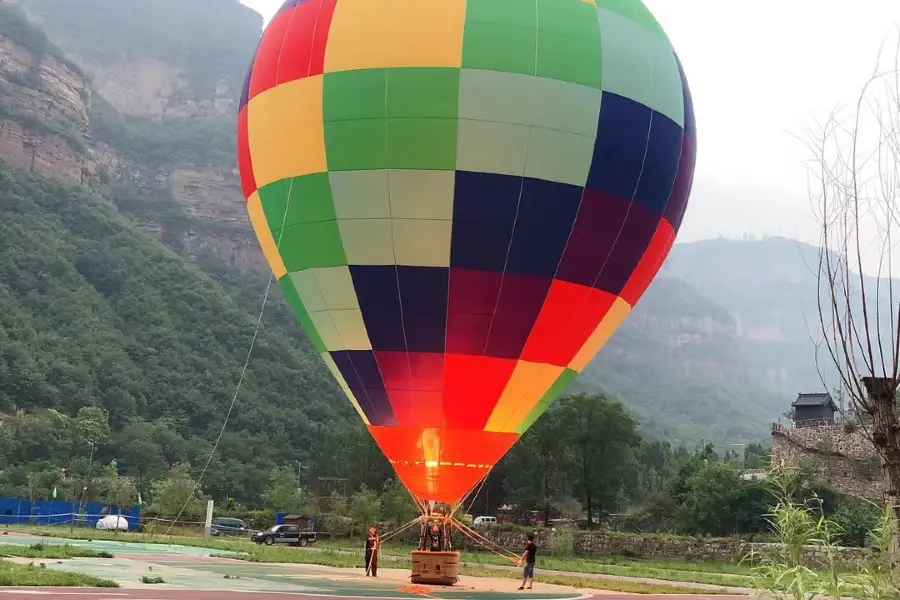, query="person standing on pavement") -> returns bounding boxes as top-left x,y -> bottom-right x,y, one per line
365,526 -> 379,577
517,533 -> 537,590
